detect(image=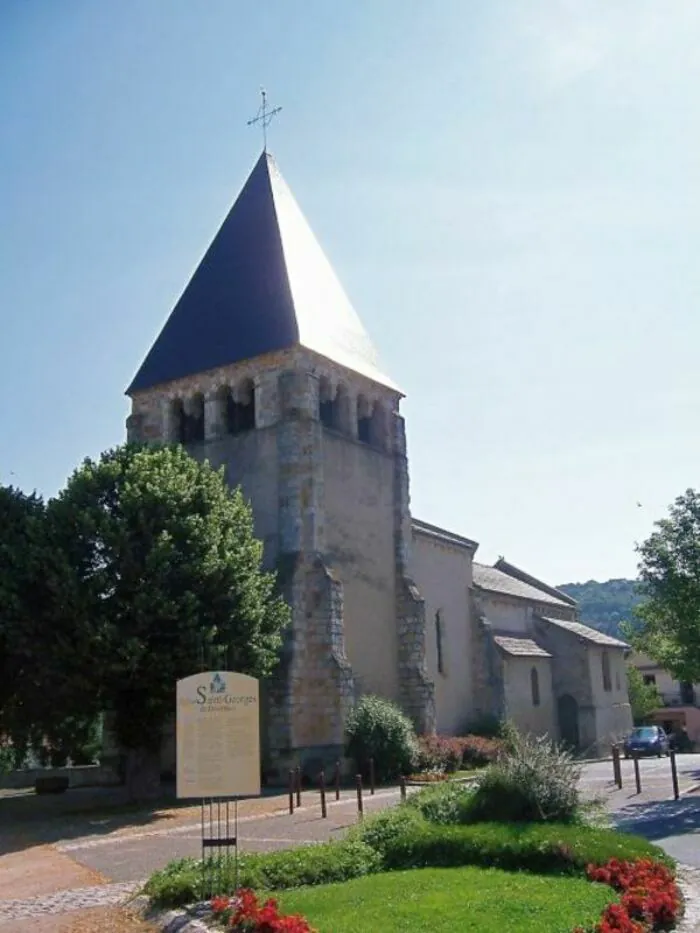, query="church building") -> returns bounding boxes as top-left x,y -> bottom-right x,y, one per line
126,151 -> 632,778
